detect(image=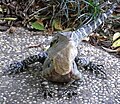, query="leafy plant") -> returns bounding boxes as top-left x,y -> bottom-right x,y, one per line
0,0 -> 111,32
31,19 -> 45,31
